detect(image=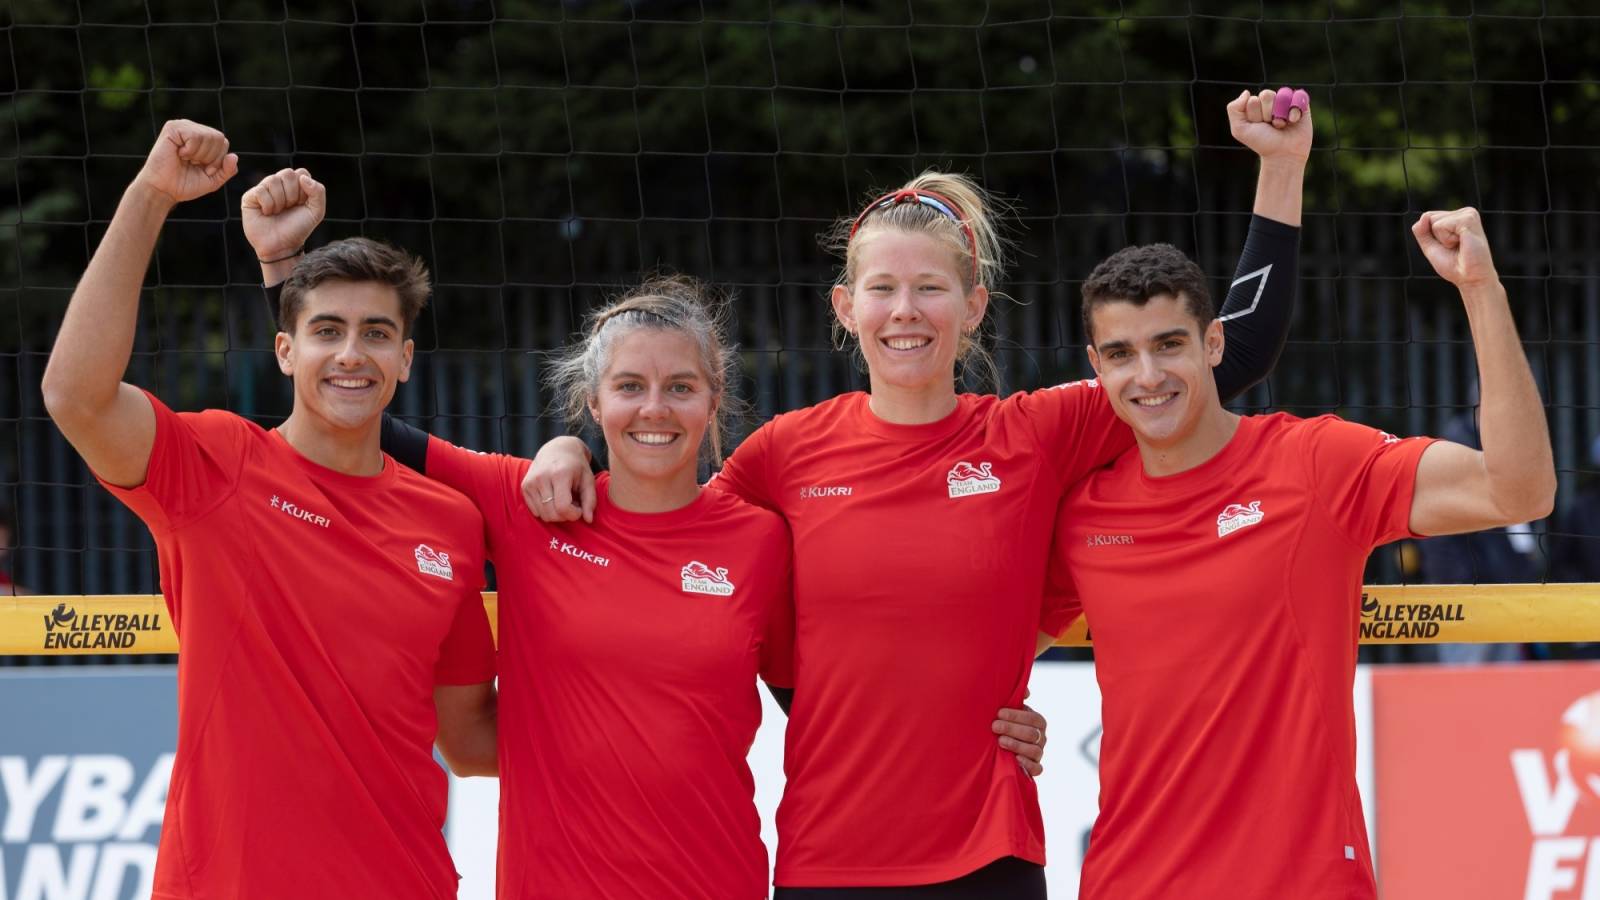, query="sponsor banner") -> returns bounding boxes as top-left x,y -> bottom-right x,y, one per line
4,662 -> 1380,899
11,587 -> 1596,654
1374,662 -> 1600,900
0,667 -> 177,900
